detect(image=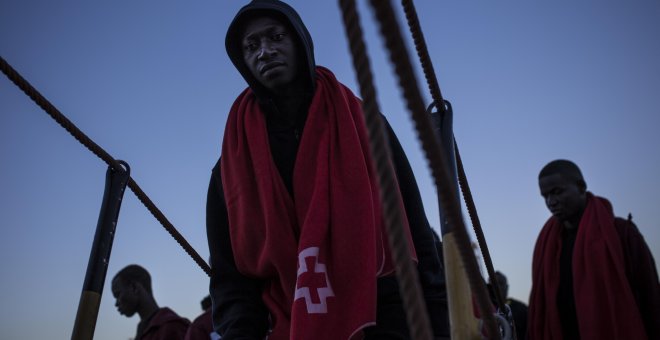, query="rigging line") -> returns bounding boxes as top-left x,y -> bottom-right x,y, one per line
0,55 -> 211,277
400,0 -> 507,311
338,0 -> 433,339
400,0 -> 445,113
455,142 -> 505,307
367,1 -> 500,338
